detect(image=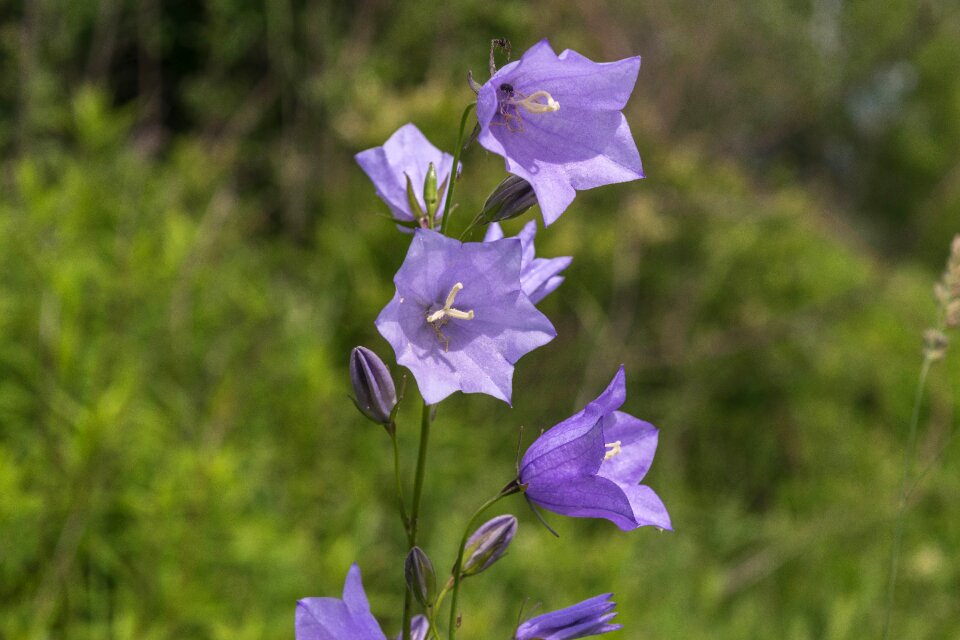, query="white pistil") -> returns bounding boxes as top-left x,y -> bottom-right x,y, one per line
603,441 -> 622,462
426,282 -> 474,324
512,90 -> 560,114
